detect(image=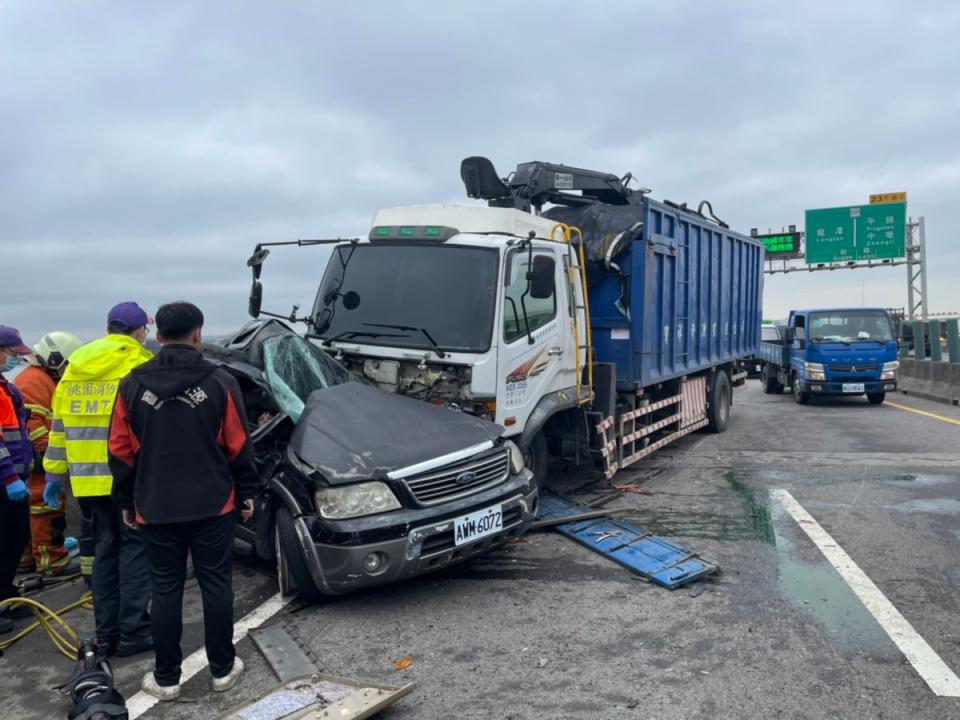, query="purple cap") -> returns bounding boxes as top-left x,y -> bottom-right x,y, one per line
107,302 -> 154,330
0,325 -> 32,355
